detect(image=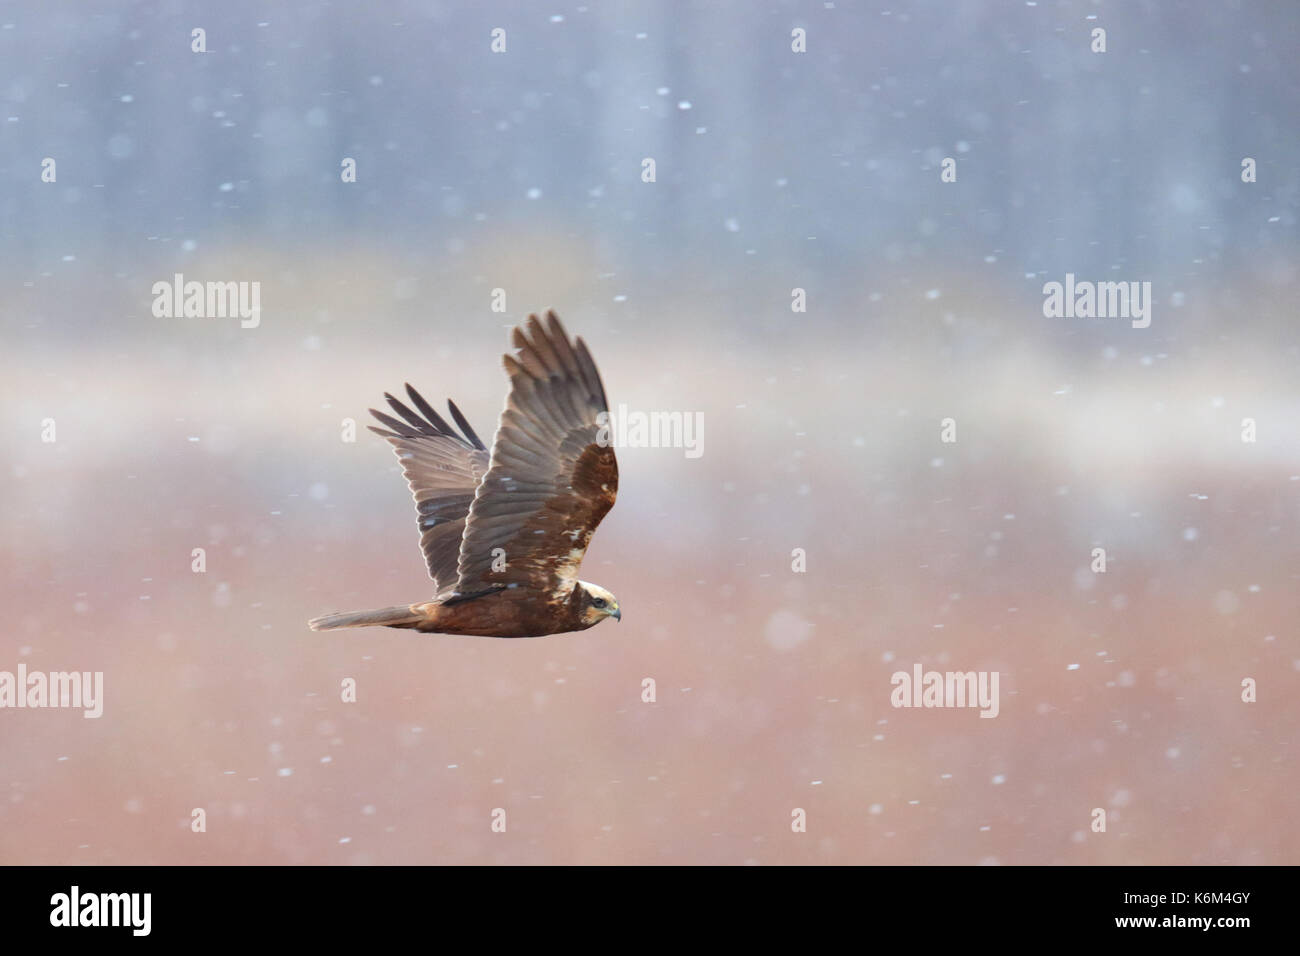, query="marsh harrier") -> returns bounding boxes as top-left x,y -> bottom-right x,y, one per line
308,311 -> 620,637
